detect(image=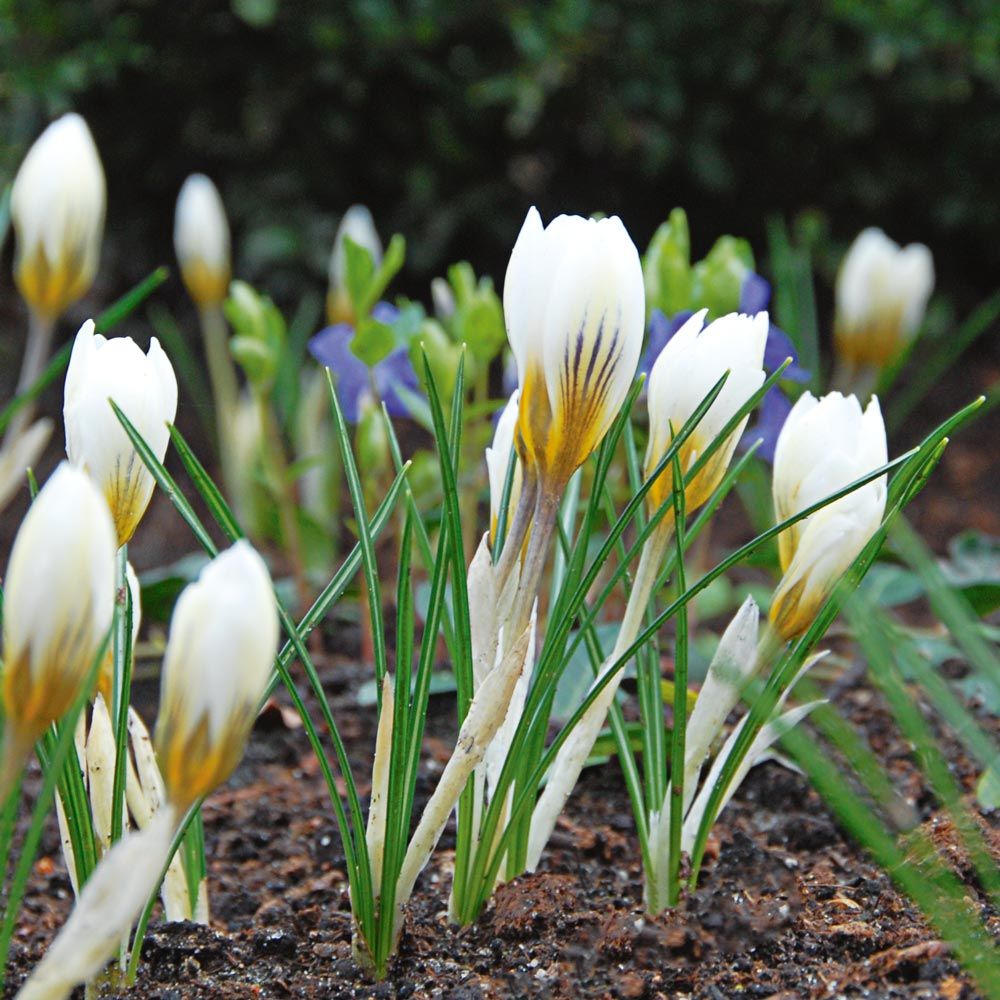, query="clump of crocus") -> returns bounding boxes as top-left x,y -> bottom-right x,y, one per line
0,463 -> 117,800
770,391 -> 888,640
64,319 -> 178,547
17,541 -> 278,1000
834,228 -> 934,394
526,309 -> 768,870
390,207 -> 646,949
